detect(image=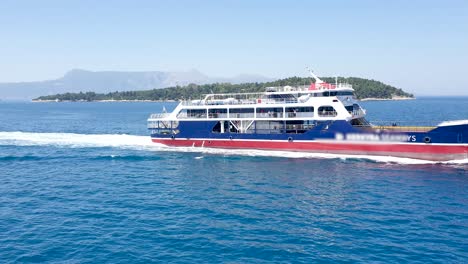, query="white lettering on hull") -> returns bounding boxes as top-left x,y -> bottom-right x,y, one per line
335,133 -> 415,142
